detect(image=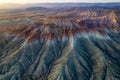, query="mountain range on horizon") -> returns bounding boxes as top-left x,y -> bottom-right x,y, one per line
0,2 -> 120,9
